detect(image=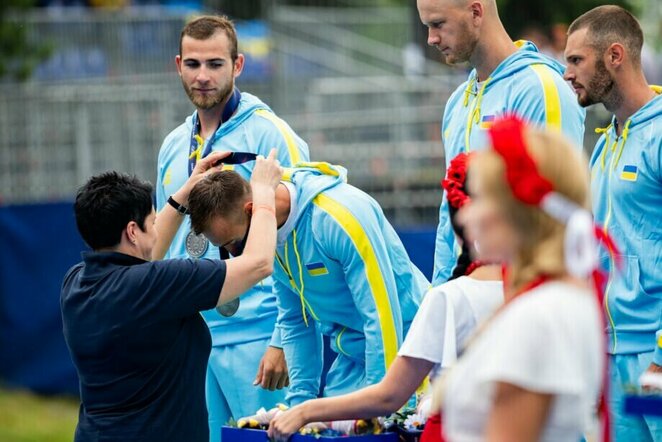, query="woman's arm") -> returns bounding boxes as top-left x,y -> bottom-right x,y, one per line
217,149 -> 282,305
152,151 -> 230,260
484,382 -> 552,442
268,355 -> 434,441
